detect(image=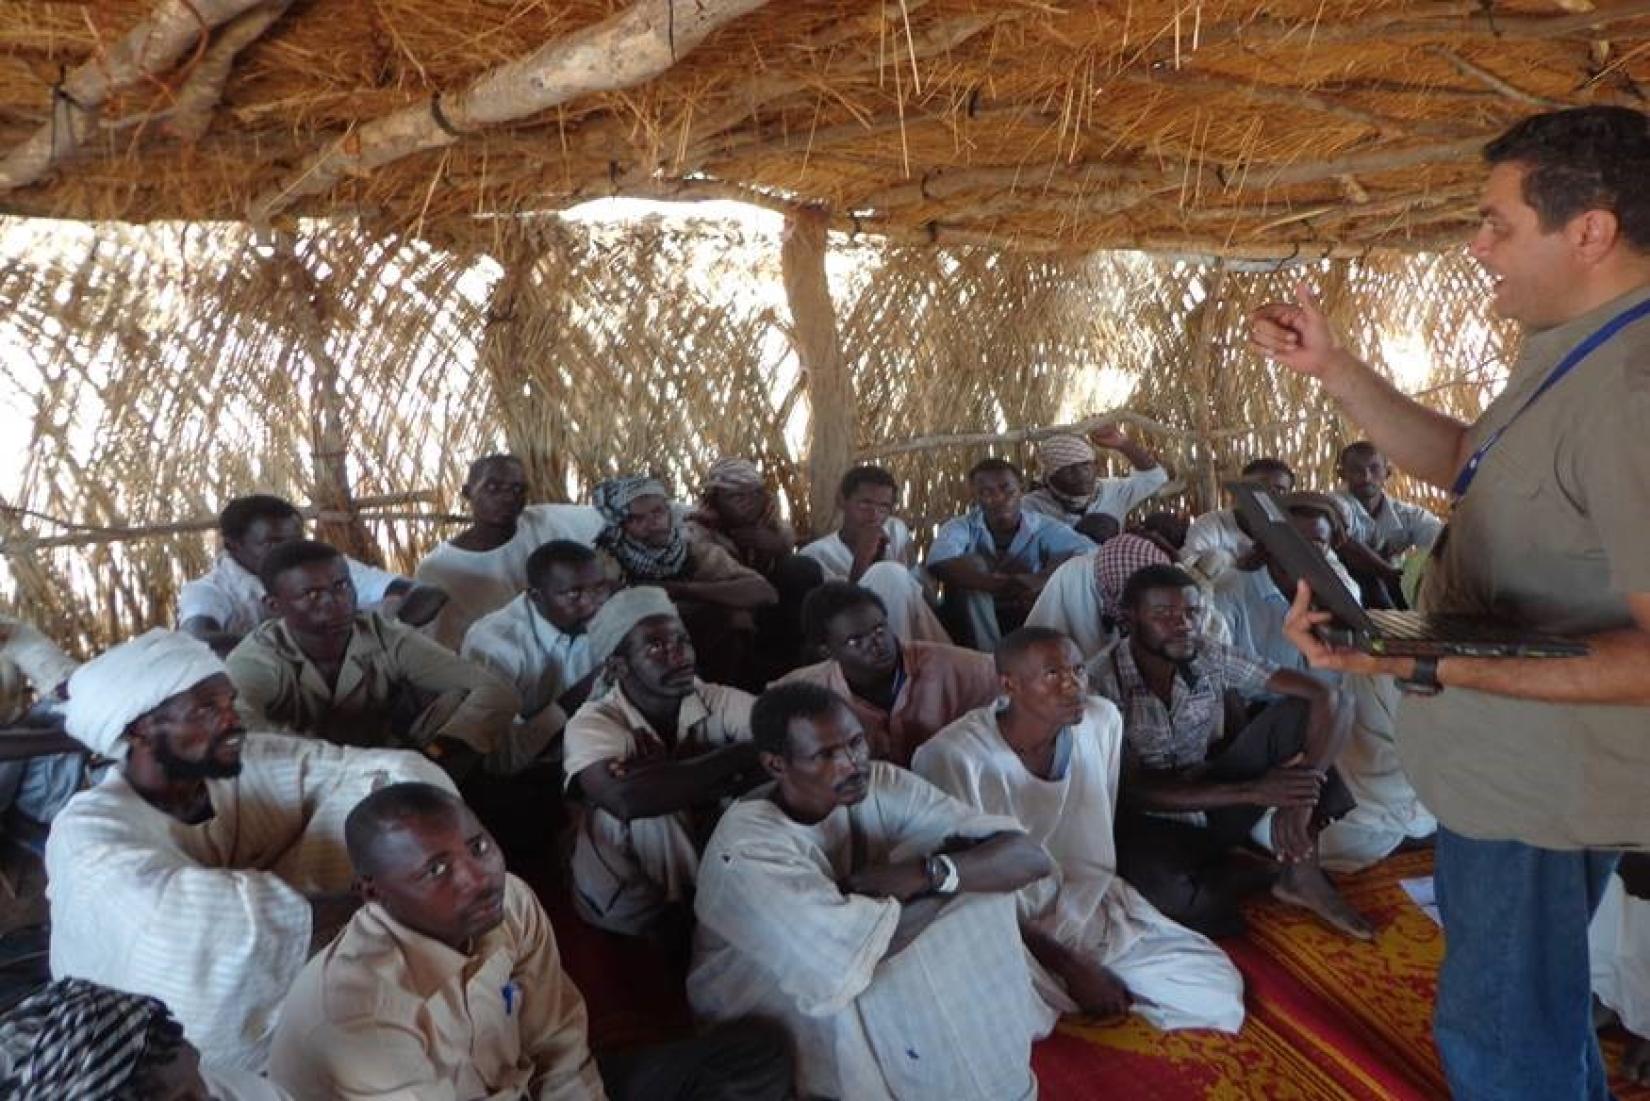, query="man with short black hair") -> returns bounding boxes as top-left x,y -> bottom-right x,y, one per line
1023,424 -> 1170,541
562,587 -> 764,936
463,539 -> 613,758
225,540 -> 521,775
269,782 -> 791,1101
1252,106 -> 1650,1096
180,493 -> 439,652
690,680 -> 1054,1101
929,457 -> 1095,651
1329,441 -> 1444,608
48,629 -> 445,1072
778,582 -> 997,766
917,627 -> 1245,1033
800,465 -> 949,643
1090,564 -> 1370,940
